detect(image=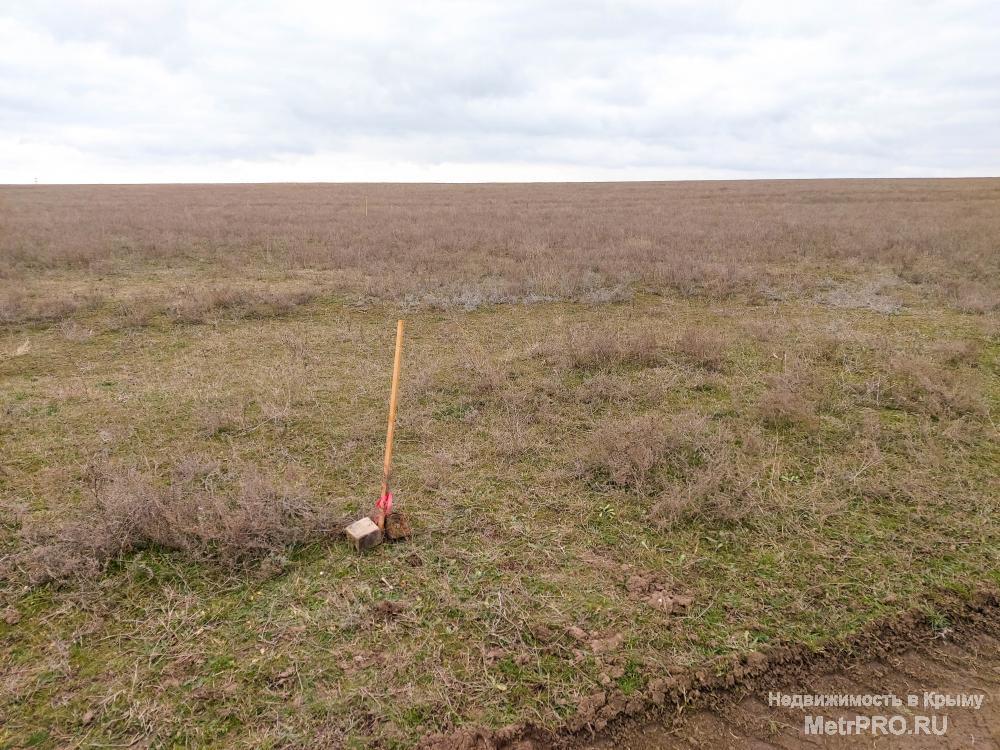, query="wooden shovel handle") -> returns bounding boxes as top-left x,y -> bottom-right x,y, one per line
380,319 -> 405,500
